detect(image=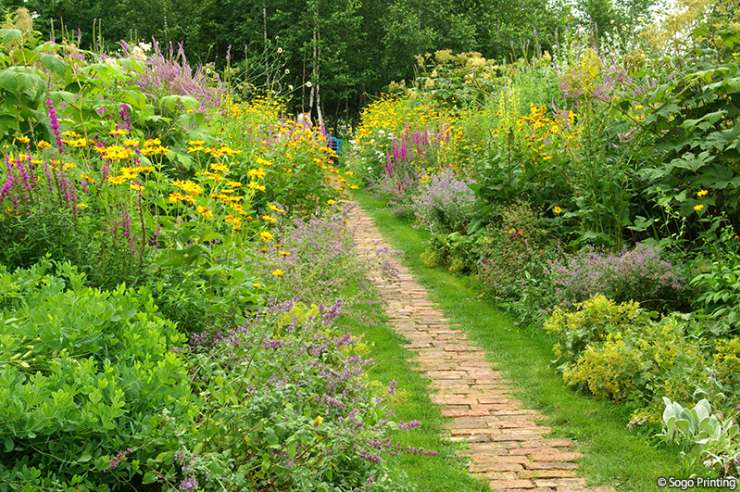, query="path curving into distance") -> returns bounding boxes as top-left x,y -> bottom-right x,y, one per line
349,202 -> 611,492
